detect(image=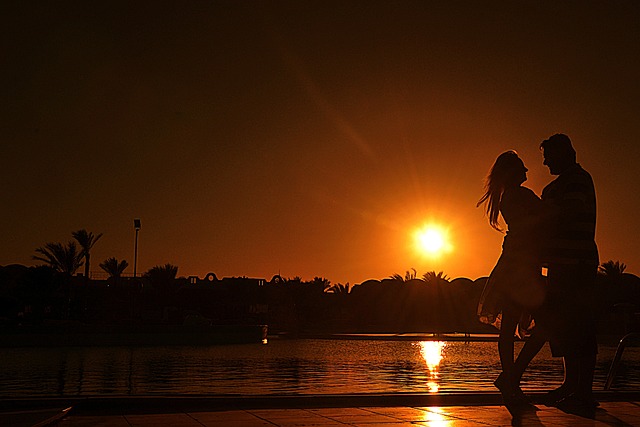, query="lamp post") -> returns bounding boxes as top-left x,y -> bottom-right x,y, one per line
133,218 -> 141,278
